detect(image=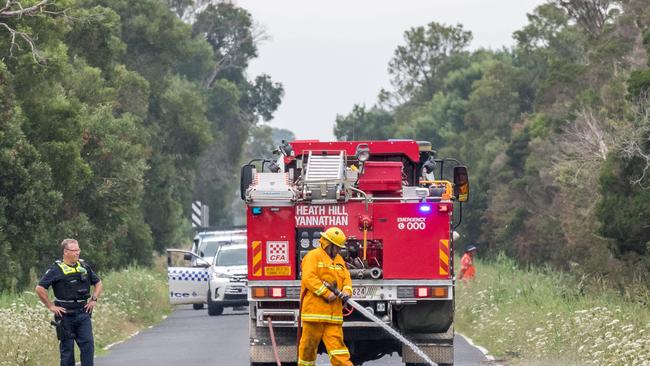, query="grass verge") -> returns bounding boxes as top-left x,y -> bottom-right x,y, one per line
455,254 -> 650,365
0,265 -> 170,366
